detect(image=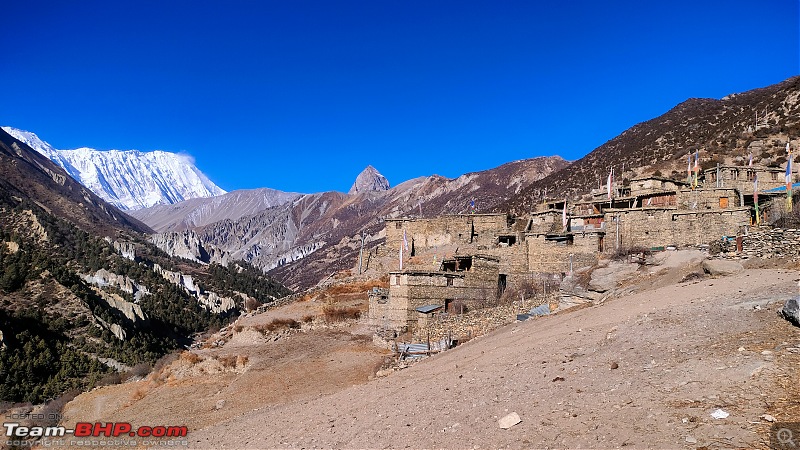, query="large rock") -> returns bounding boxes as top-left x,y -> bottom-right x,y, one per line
701,259 -> 744,276
588,262 -> 639,293
780,297 -> 800,327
